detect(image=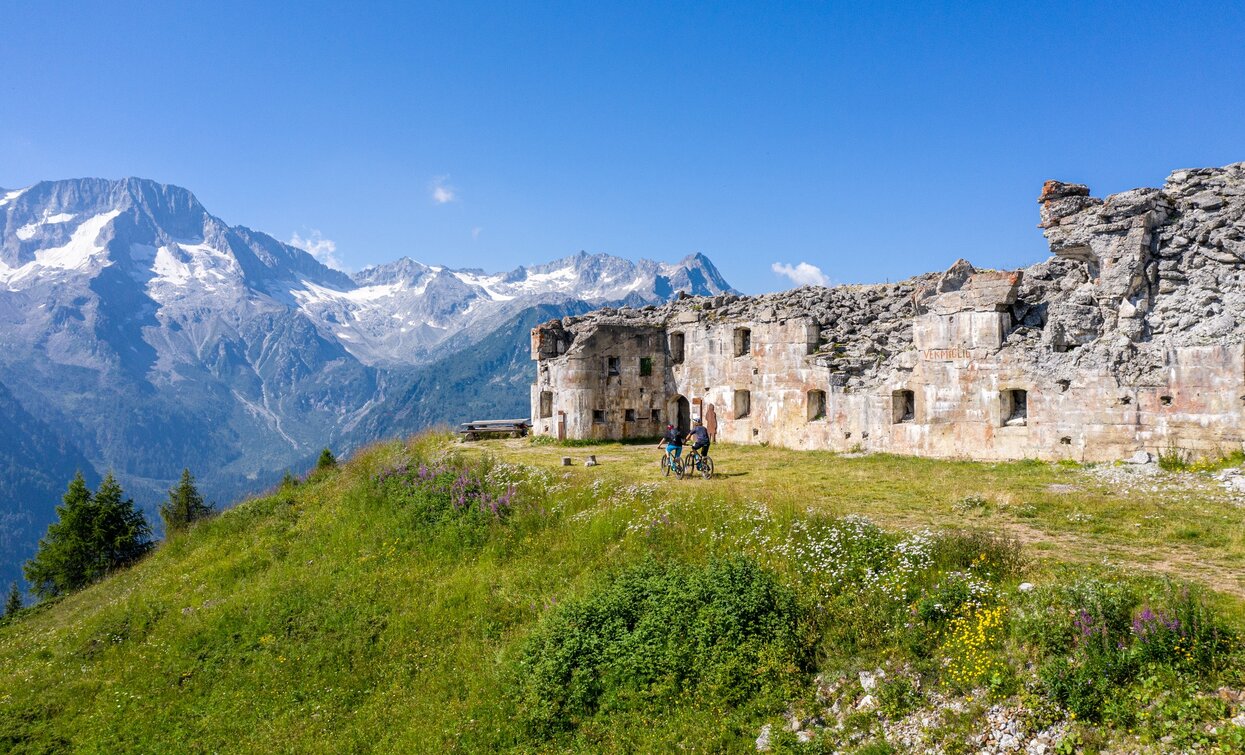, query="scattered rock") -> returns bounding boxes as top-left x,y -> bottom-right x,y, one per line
754,723 -> 772,751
